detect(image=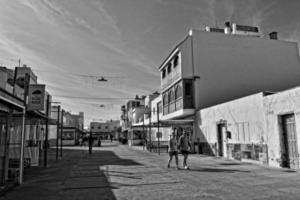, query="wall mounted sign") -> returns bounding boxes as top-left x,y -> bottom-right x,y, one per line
28,84 -> 45,111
